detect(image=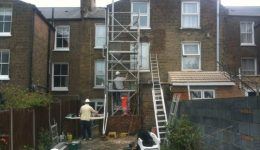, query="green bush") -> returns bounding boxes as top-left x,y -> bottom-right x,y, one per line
0,84 -> 52,109
38,129 -> 53,150
166,116 -> 201,150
